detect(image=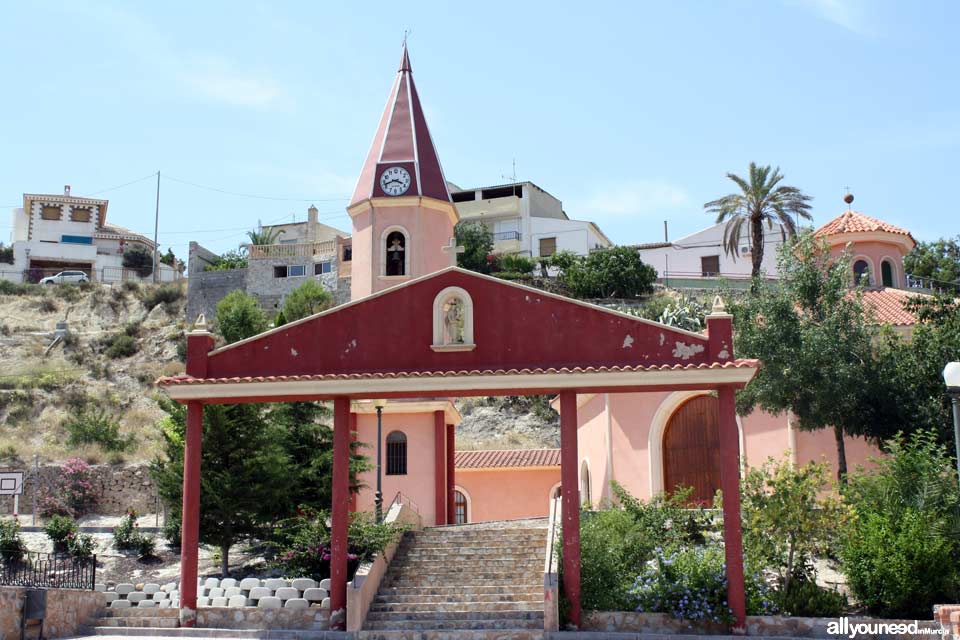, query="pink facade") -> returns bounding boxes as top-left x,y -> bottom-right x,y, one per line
455,468 -> 560,523
828,240 -> 908,288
